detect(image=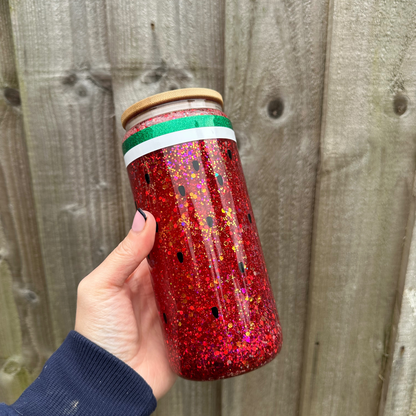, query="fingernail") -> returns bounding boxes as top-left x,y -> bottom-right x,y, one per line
137,207 -> 147,221
132,209 -> 147,232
